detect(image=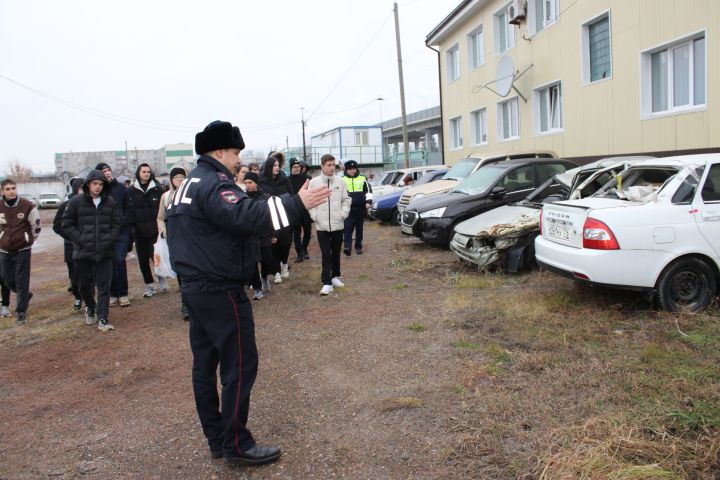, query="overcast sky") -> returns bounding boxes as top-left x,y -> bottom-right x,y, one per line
1,0 -> 460,173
